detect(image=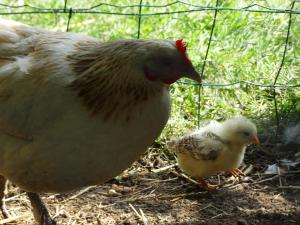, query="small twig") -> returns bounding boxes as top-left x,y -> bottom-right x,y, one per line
111,191 -> 208,205
3,192 -> 25,202
52,205 -> 62,219
252,186 -> 269,191
155,192 -> 208,200
251,175 -> 279,184
278,185 -> 300,189
47,193 -> 60,199
273,193 -> 282,199
225,182 -> 244,189
243,164 -> 254,175
171,171 -> 199,185
170,197 -> 182,202
225,174 -> 238,183
152,163 -> 178,173
130,186 -> 153,196
129,203 -> 148,225
277,167 -> 283,187
63,186 -> 96,202
98,202 -> 117,209
139,208 -> 147,224
0,213 -> 30,224
251,170 -> 299,176
145,177 -> 178,184
199,203 -> 213,211
210,204 -> 231,219
210,213 -> 225,219
240,164 -> 247,171
283,170 -> 300,174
